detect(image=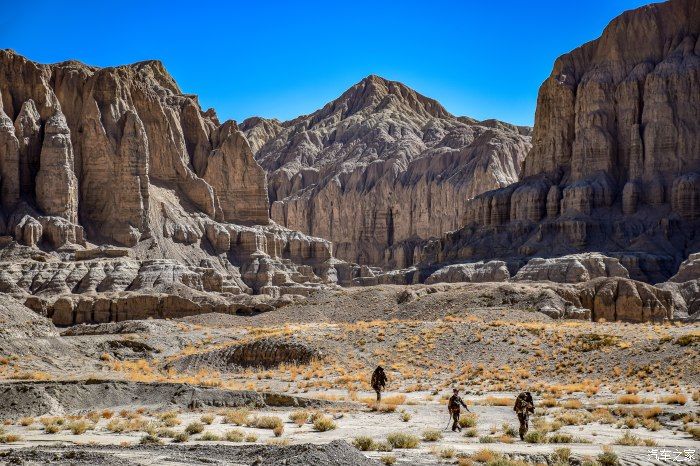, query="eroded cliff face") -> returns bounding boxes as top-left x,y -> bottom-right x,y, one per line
243,76 -> 532,268
0,50 -> 341,305
420,0 -> 700,281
